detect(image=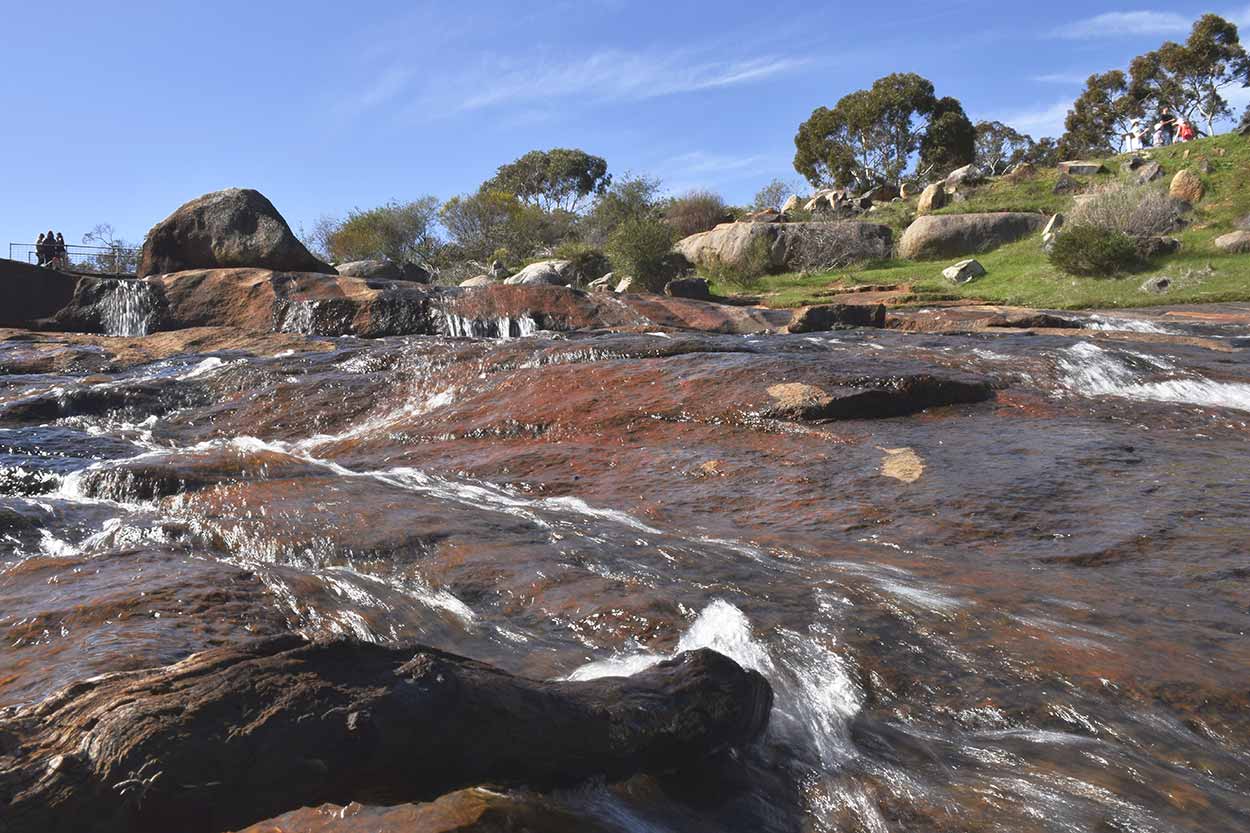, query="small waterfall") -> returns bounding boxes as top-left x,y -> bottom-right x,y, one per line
440,312 -> 539,339
100,280 -> 157,337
